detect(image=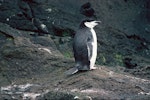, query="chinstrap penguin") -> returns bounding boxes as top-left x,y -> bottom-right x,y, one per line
66,19 -> 101,75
